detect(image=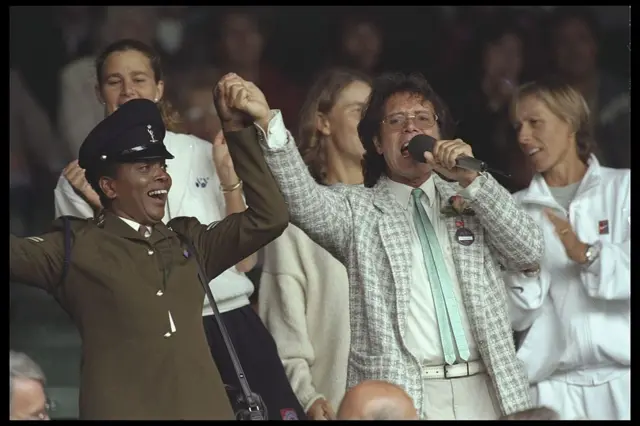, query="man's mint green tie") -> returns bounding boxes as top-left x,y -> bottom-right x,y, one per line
411,188 -> 470,365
